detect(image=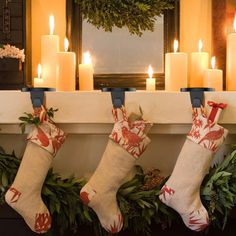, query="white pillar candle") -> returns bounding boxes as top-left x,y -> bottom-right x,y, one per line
203,57 -> 223,91
226,15 -> 236,91
79,52 -> 94,90
41,15 -> 59,88
146,65 -> 156,91
165,40 -> 188,91
56,38 -> 76,91
34,64 -> 44,88
189,40 -> 209,87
